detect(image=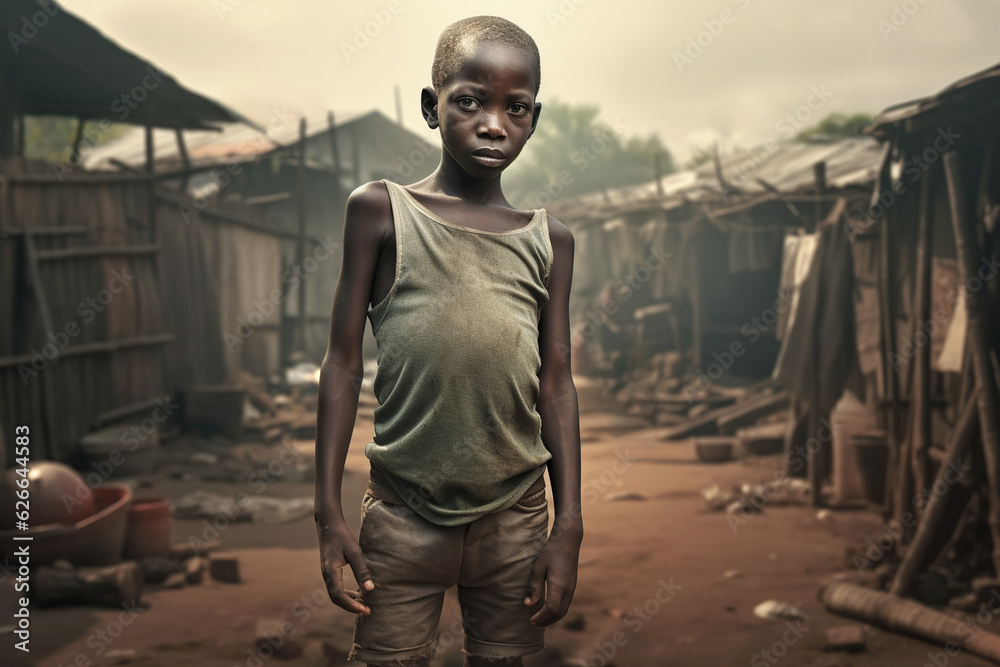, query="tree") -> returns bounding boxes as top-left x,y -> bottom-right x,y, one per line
503,99 -> 674,208
24,116 -> 129,163
794,113 -> 874,143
